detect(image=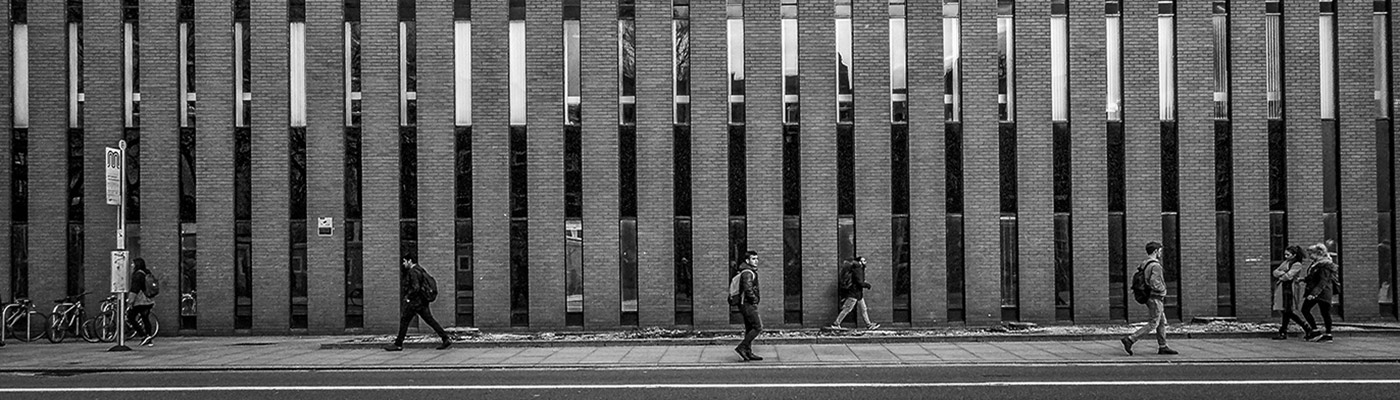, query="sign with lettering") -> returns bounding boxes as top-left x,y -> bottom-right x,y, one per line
105,147 -> 123,205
